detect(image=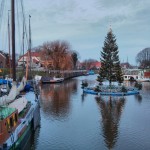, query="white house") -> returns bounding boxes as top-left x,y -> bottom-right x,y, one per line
18,52 -> 41,68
